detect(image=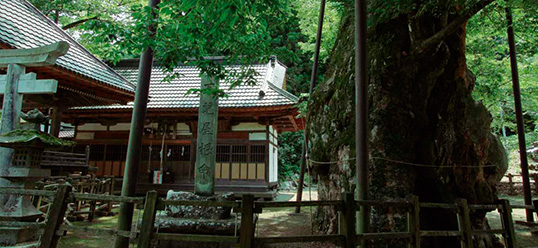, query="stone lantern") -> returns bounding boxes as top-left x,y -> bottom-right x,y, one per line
0,129 -> 74,245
